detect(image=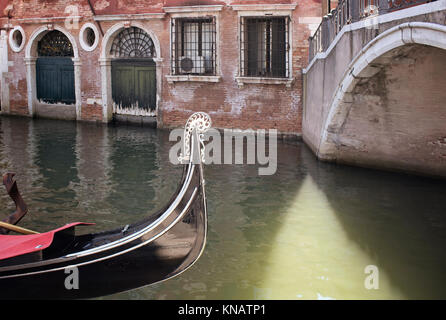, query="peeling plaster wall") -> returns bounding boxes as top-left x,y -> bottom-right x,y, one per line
7,39 -> 27,115
303,4 -> 446,177
0,30 -> 8,113
160,0 -> 322,133
334,45 -> 446,177
2,0 -> 323,133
